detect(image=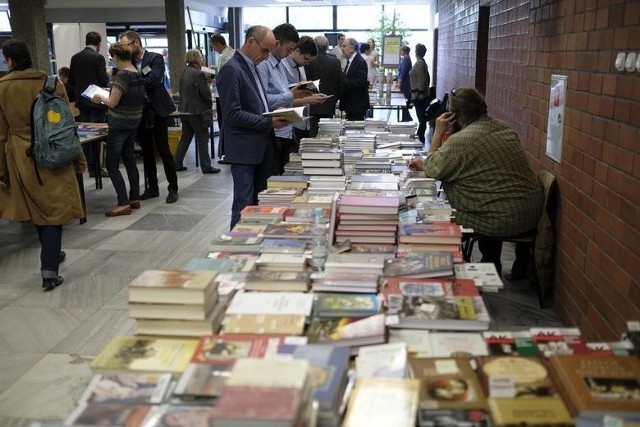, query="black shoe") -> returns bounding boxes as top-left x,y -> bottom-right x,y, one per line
176,166 -> 187,172
139,189 -> 160,200
89,168 -> 109,178
218,158 -> 230,165
60,251 -> 66,263
202,167 -> 221,174
166,190 -> 179,204
42,275 -> 64,292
